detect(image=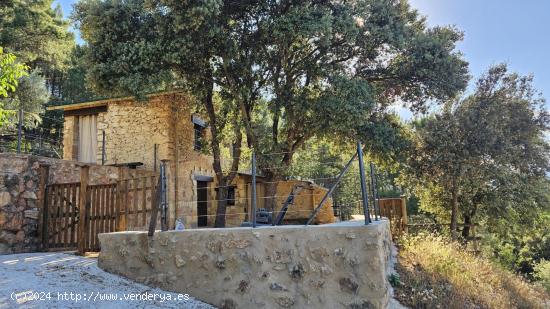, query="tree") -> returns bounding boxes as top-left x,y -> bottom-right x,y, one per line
404,65 -> 550,239
59,45 -> 98,103
74,0 -> 248,227
0,0 -> 74,95
220,0 -> 469,210
74,0 -> 468,226
0,47 -> 28,125
1,69 -> 49,129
